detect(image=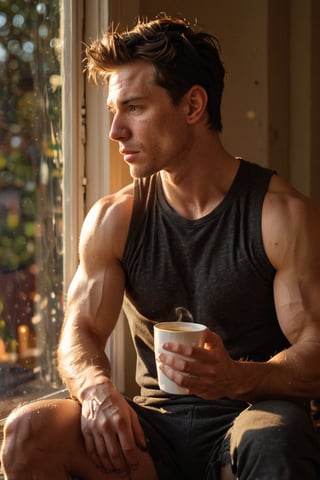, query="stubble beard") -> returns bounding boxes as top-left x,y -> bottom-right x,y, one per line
129,162 -> 160,180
